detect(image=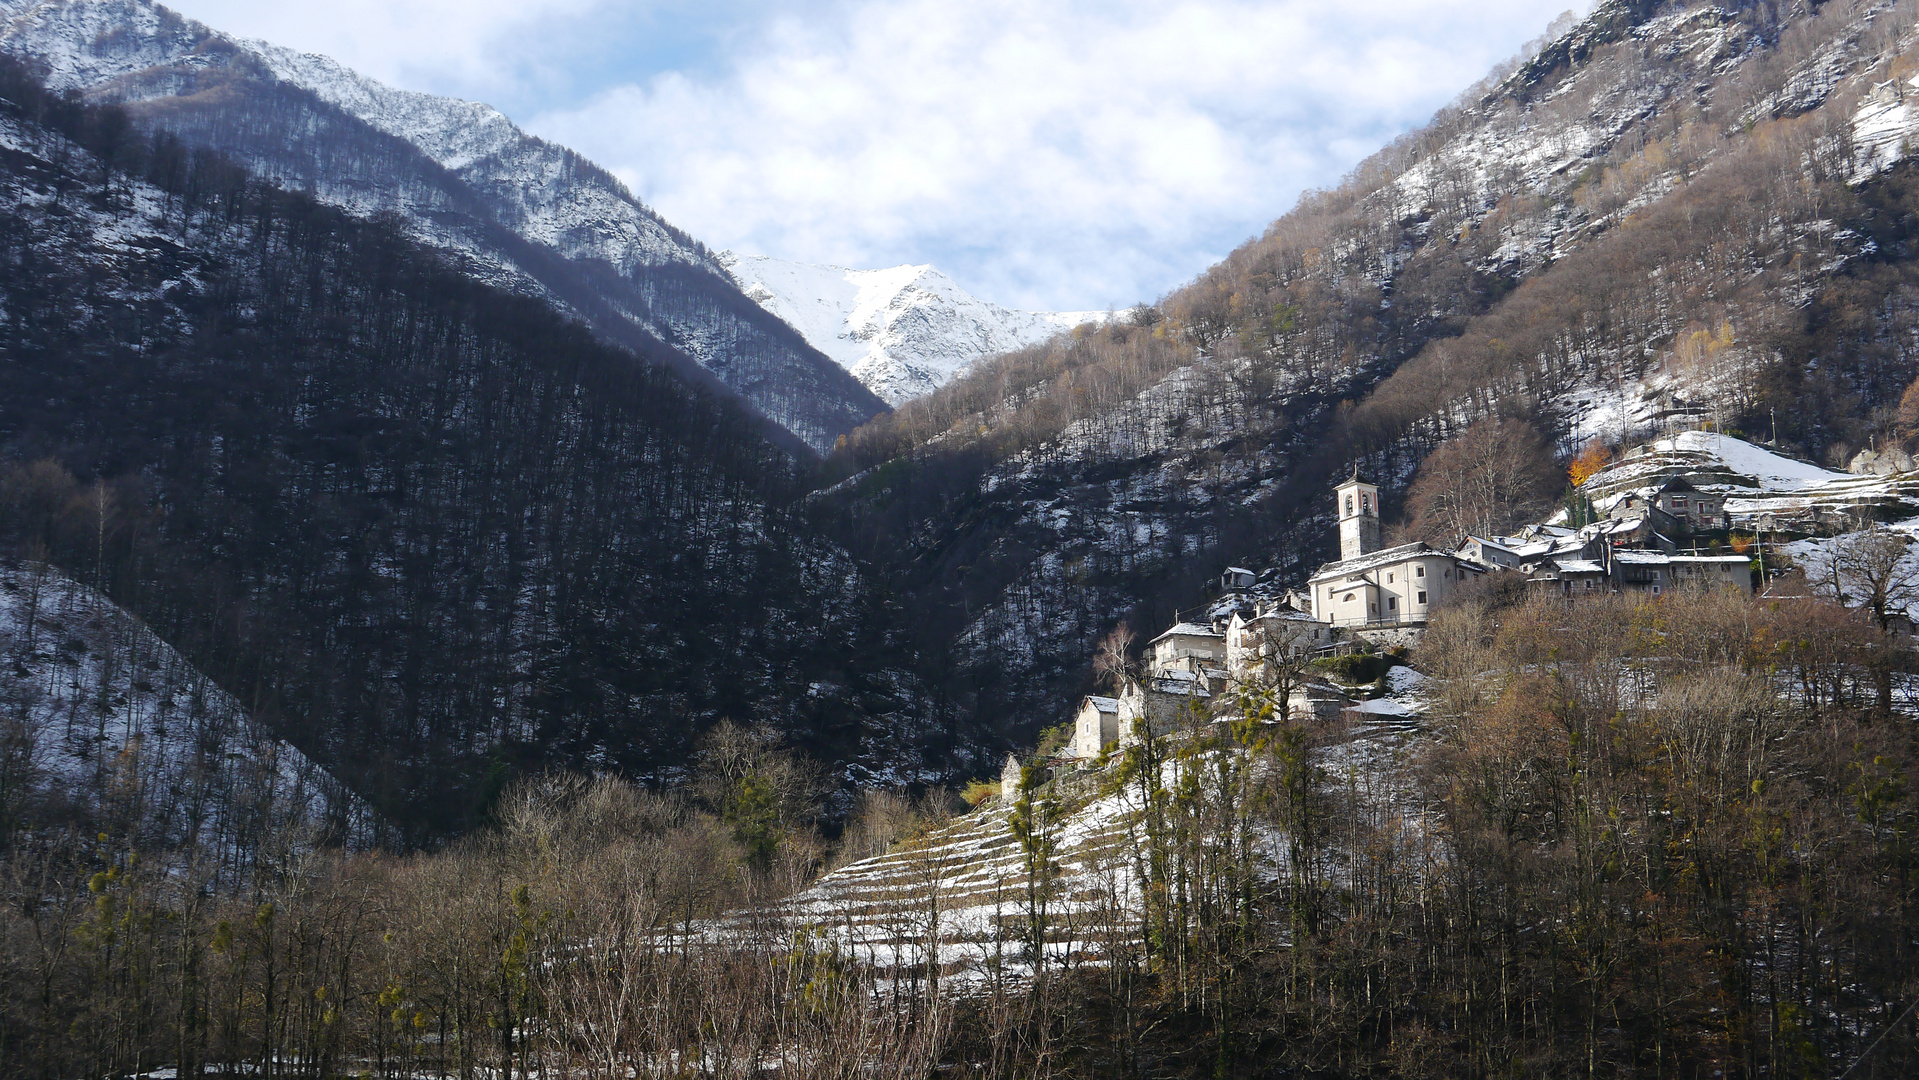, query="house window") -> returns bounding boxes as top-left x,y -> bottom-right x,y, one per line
1652,585 -> 1661,595
1417,590 -> 1427,604
1343,593 -> 1355,603
1387,596 -> 1397,610
1416,565 -> 1426,578
1387,572 -> 1394,583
